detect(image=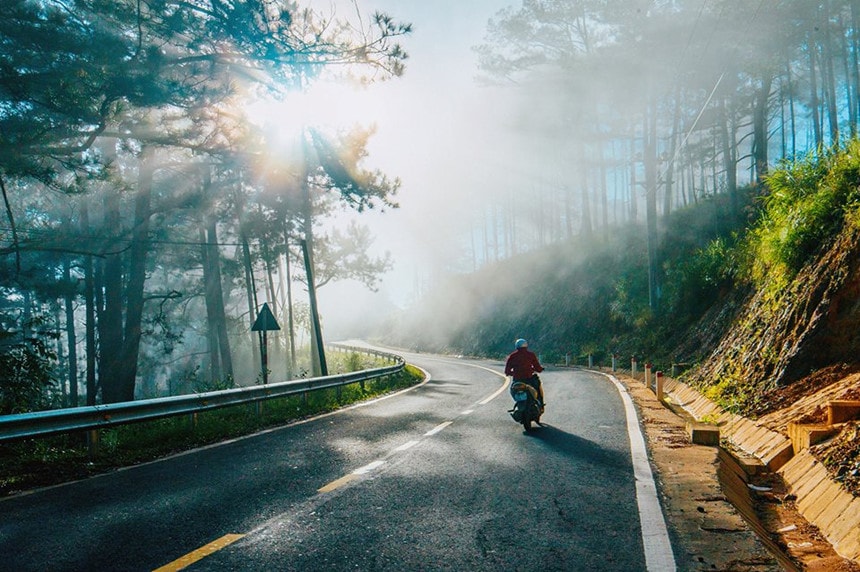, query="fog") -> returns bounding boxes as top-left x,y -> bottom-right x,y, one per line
311,0 -> 543,337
